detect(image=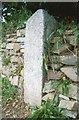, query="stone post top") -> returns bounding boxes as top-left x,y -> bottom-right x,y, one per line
33,9 -> 48,14
26,9 -> 56,24
26,9 -> 57,38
